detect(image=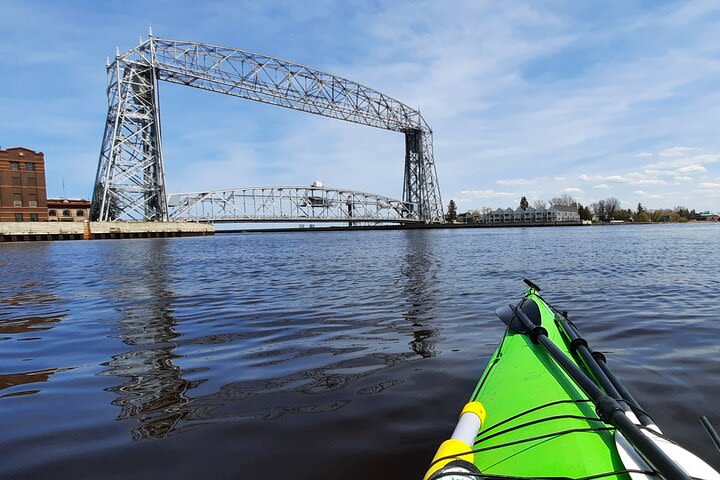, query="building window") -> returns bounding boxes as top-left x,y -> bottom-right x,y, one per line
63,210 -> 71,217
10,161 -> 19,170
76,210 -> 85,217
11,176 -> 21,186
26,177 -> 36,186
26,162 -> 35,171
30,213 -> 39,221
15,213 -> 23,221
49,210 -> 57,216
13,200 -> 22,207
28,201 -> 38,207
